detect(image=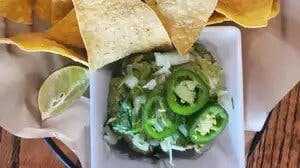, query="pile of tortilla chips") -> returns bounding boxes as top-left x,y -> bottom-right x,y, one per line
211,0 -> 280,27
0,0 -> 280,71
